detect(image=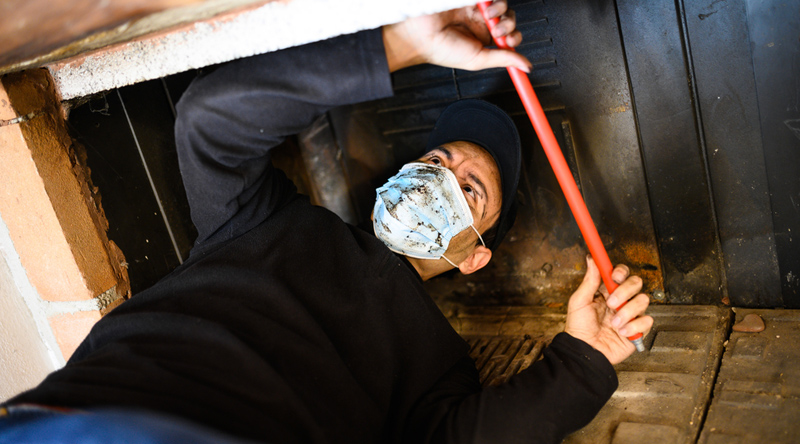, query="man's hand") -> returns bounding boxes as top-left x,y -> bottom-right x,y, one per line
565,256 -> 654,365
382,0 -> 532,73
